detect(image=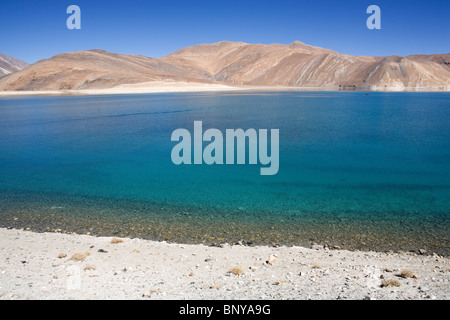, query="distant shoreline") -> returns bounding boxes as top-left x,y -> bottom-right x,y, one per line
0,82 -> 449,97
